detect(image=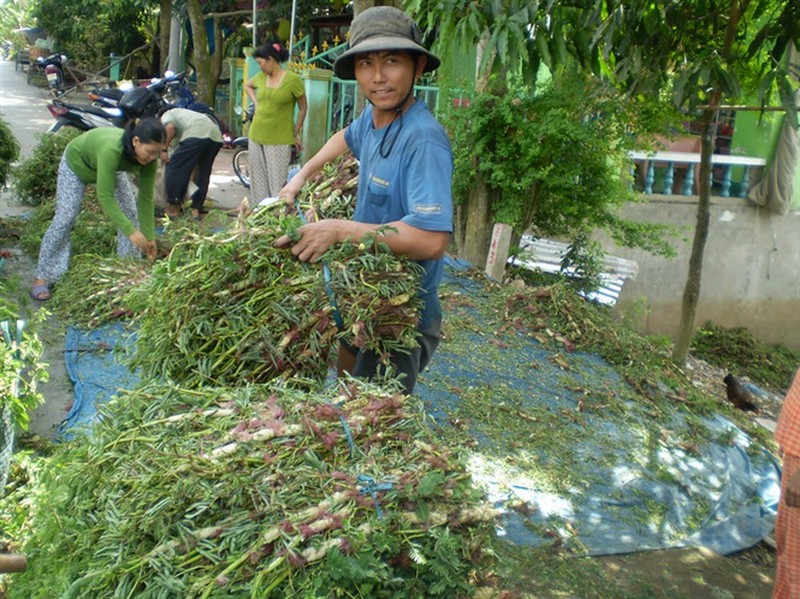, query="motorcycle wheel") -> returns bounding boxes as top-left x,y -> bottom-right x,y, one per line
232,147 -> 250,189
